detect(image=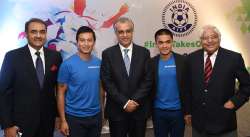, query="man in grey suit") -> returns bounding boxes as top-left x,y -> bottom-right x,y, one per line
101,17 -> 152,137
184,25 -> 250,137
